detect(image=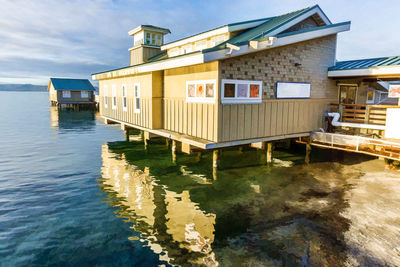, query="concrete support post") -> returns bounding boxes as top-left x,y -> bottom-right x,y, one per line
305,144 -> 312,164
171,140 -> 177,163
266,142 -> 273,164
